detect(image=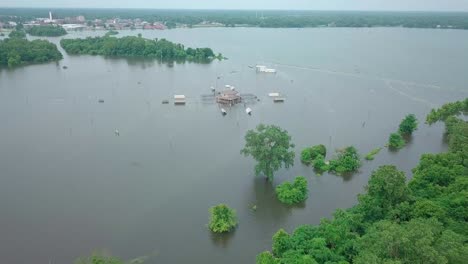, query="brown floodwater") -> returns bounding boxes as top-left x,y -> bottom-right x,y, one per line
0,27 -> 467,263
